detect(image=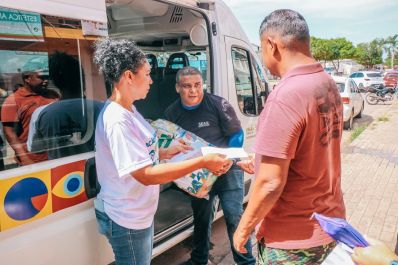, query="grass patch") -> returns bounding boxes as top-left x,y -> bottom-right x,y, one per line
377,114 -> 390,122
350,126 -> 367,142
